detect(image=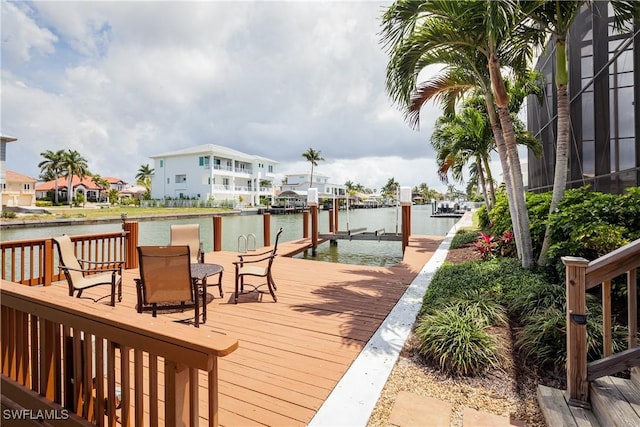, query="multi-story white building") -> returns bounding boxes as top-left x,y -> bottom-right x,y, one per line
150,144 -> 277,206
280,172 -> 346,198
